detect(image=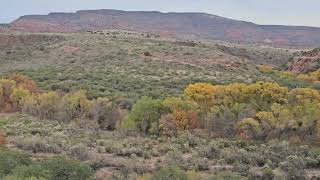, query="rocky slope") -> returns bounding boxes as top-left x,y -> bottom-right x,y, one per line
288,48 -> 320,73
9,9 -> 320,48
